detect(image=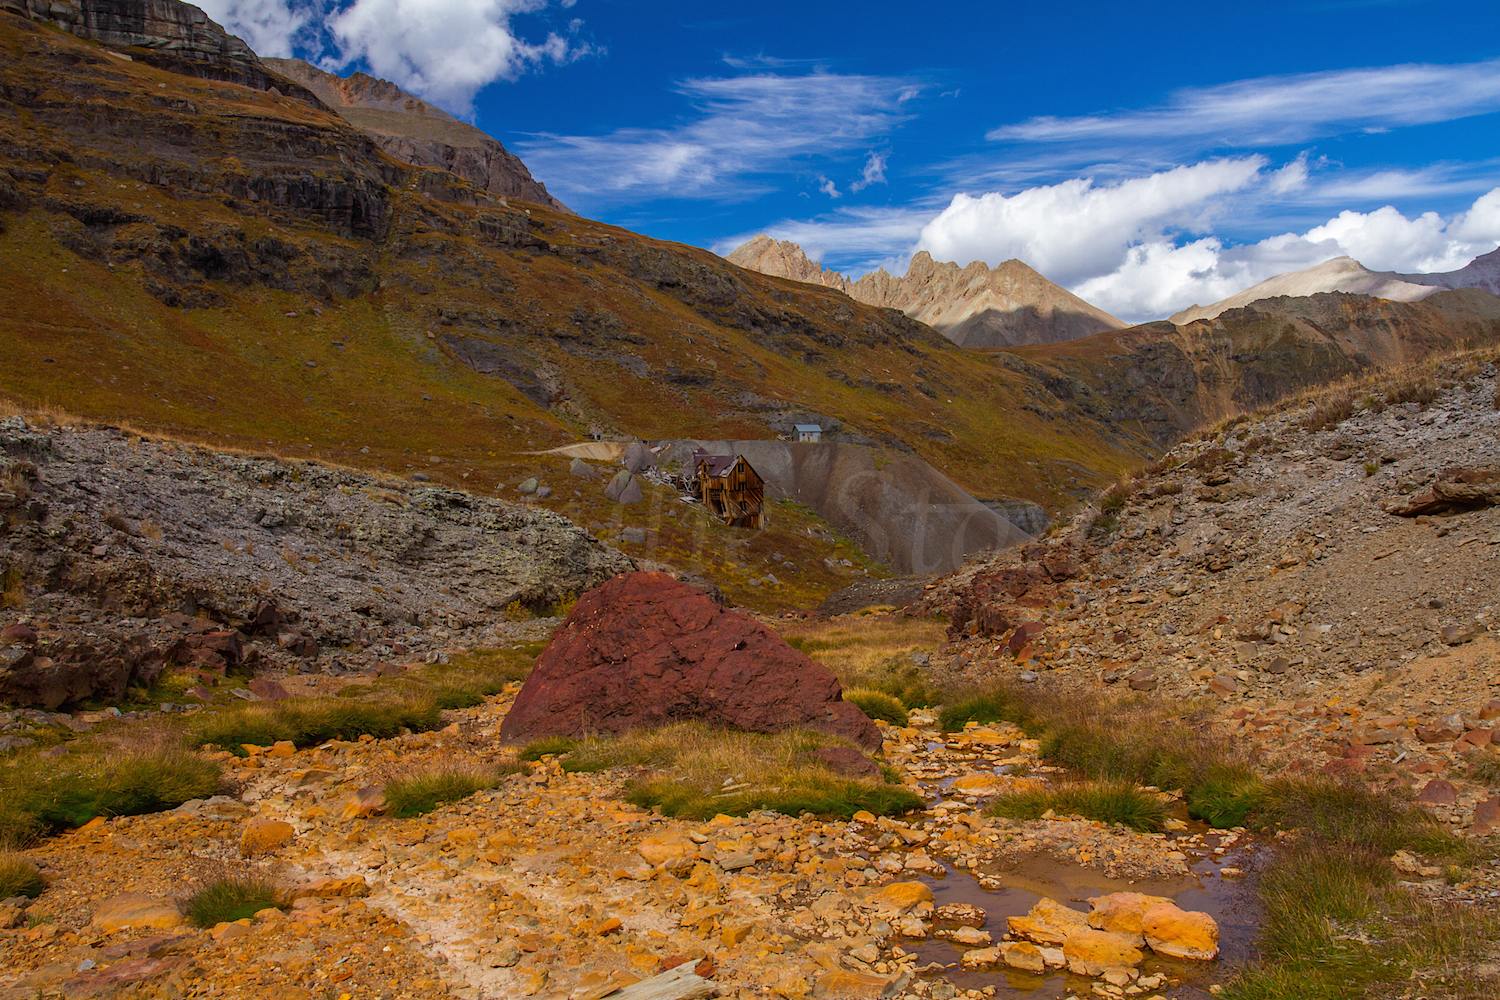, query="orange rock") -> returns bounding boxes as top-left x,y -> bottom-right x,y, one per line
1063,928 -> 1144,976
91,892 -> 188,933
1086,891 -> 1173,945
814,969 -> 893,998
1142,902 -> 1219,960
240,817 -> 295,857
1006,897 -> 1090,946
211,919 -> 253,941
